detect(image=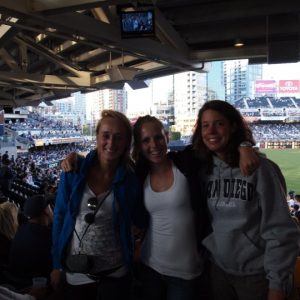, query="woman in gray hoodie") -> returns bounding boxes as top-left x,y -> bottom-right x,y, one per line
192,100 -> 300,300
